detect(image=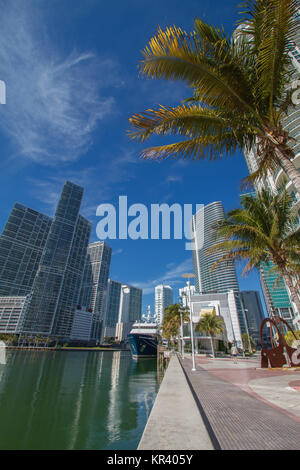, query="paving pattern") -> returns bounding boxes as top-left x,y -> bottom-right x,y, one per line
180,355 -> 300,450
